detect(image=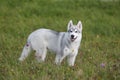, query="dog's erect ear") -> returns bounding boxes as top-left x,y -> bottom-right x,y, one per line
68,20 -> 73,30
77,21 -> 82,31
